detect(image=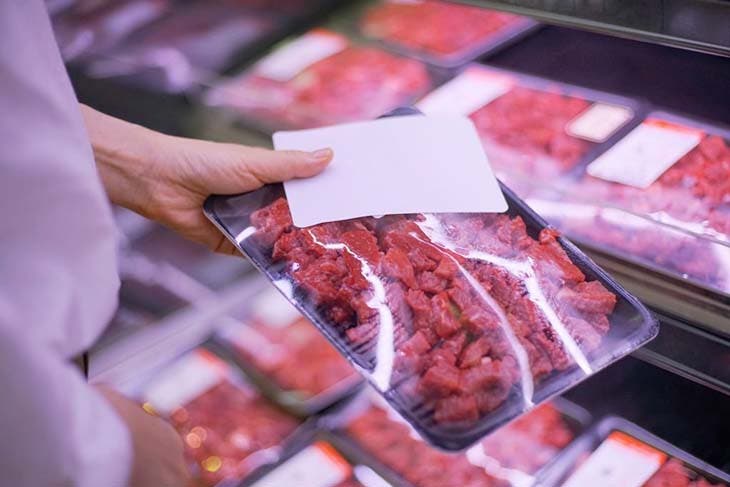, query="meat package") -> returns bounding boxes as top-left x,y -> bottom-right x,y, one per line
52,0 -> 172,61
216,286 -> 362,415
327,390 -> 588,487
525,112 -> 730,294
203,109 -> 656,450
140,348 -> 302,487
359,0 -> 538,67
542,417 -> 730,486
244,438 -> 392,487
203,29 -> 433,132
416,64 -> 640,185
84,1 -> 278,93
